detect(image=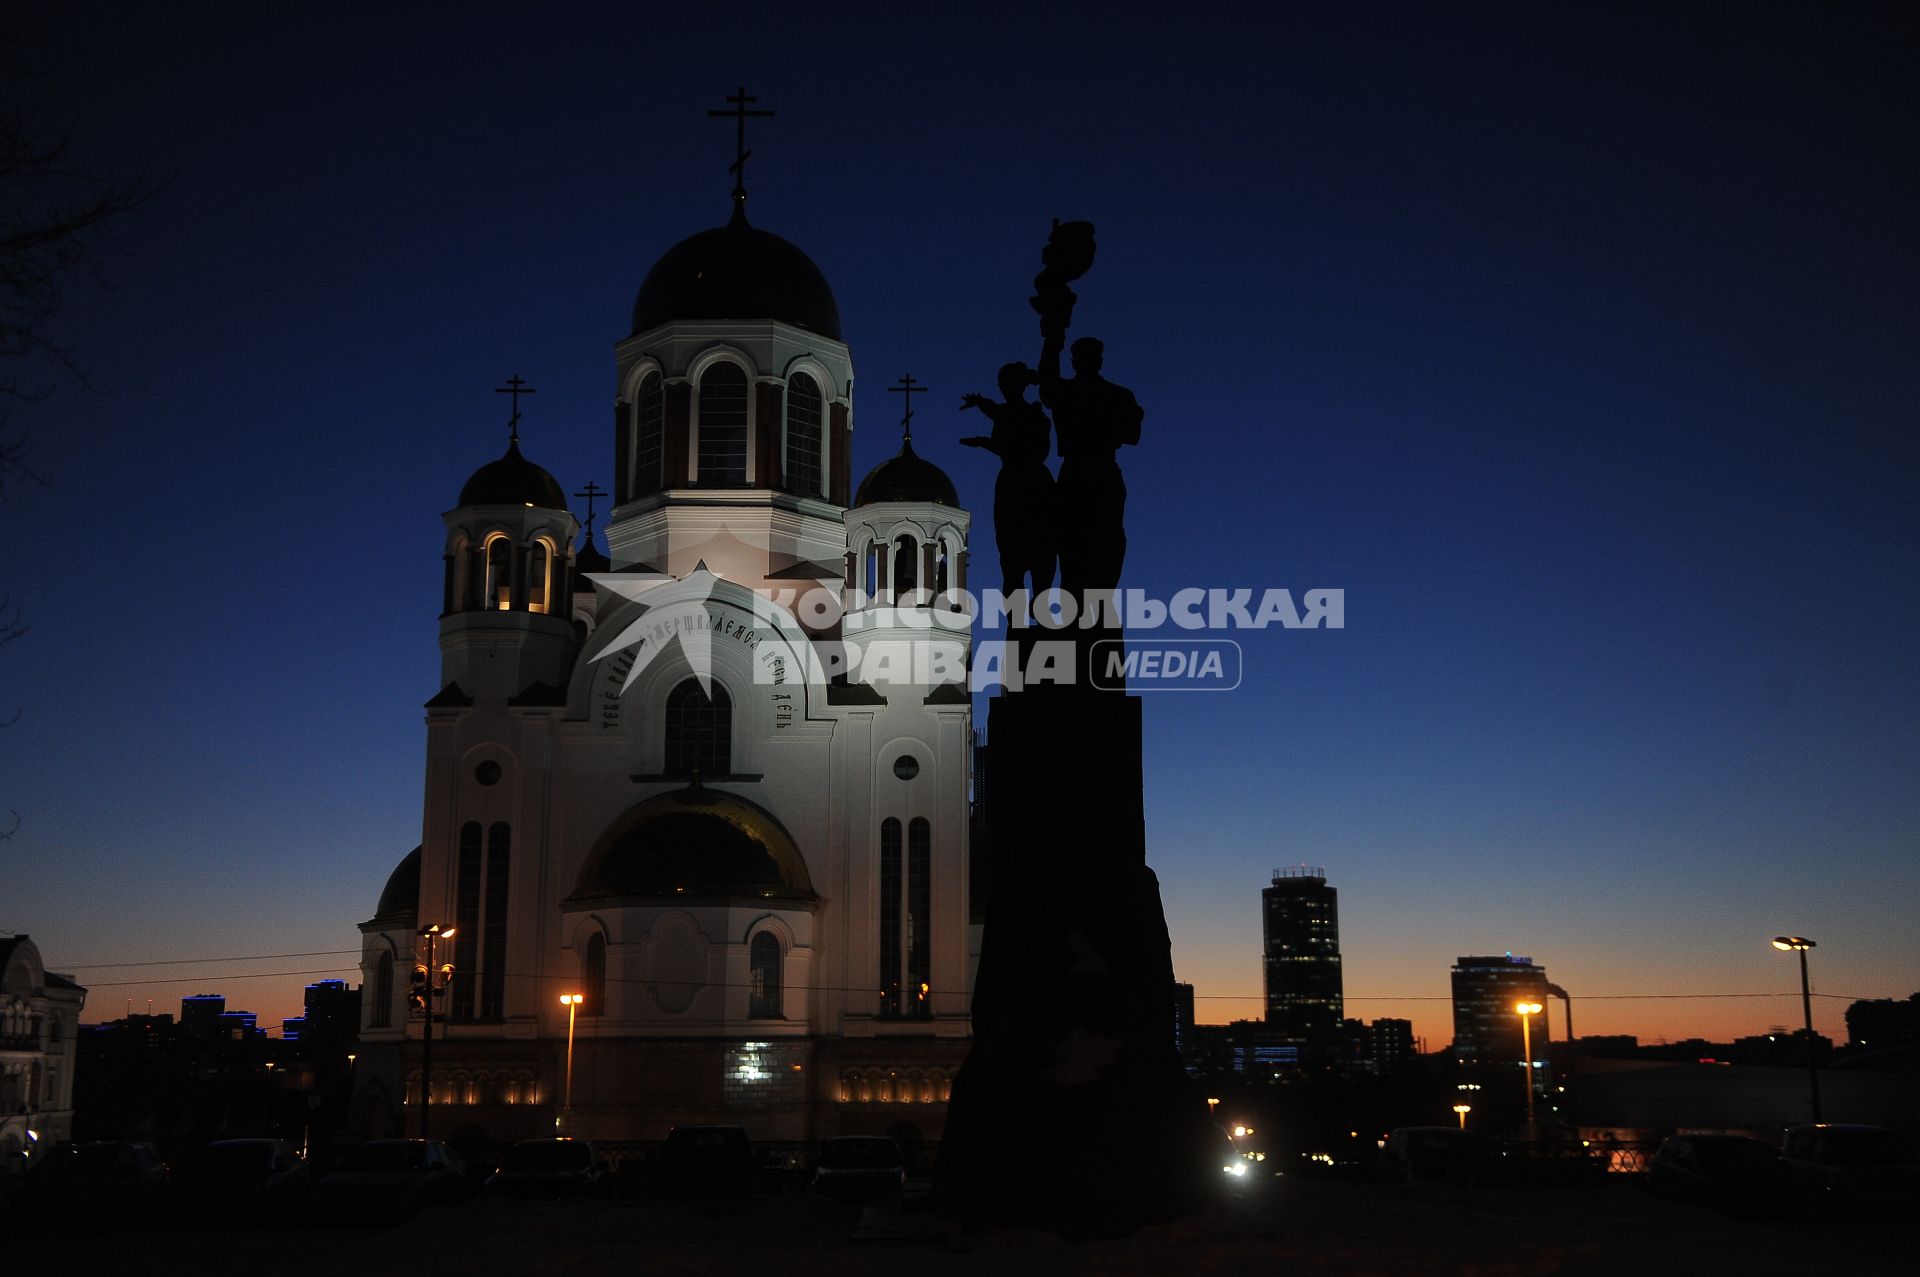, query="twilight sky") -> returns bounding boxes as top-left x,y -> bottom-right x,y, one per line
2,3 -> 1914,1046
